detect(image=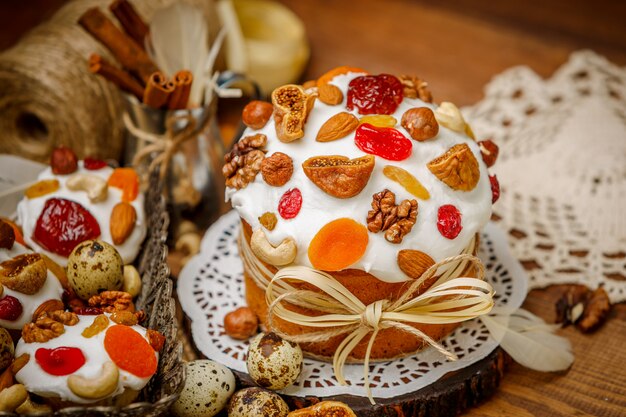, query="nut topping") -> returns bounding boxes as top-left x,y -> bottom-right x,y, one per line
88,290 -> 135,313
302,155 -> 375,199
66,174 -> 108,203
318,83 -> 343,105
428,143 -> 480,191
242,100 -> 274,130
110,202 -> 137,245
22,310 -> 79,343
434,102 -> 467,133
224,306 -> 259,340
271,84 -> 316,142
261,152 -> 294,187
399,75 -> 433,103
397,250 -> 435,281
316,112 -> 359,142
367,189 -> 418,244
223,134 -> 267,190
401,107 -> 439,141
0,253 -> 47,295
478,139 -> 499,167
250,229 -> 297,266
